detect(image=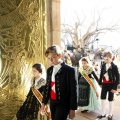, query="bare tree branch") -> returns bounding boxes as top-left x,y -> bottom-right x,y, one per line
61,10 -> 120,48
